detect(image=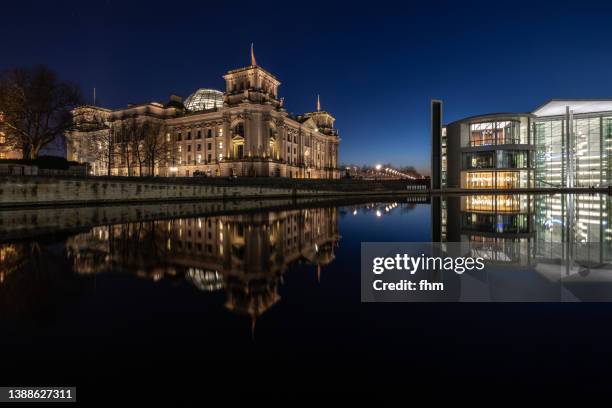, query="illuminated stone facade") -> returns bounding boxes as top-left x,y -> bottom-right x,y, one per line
67,50 -> 340,179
